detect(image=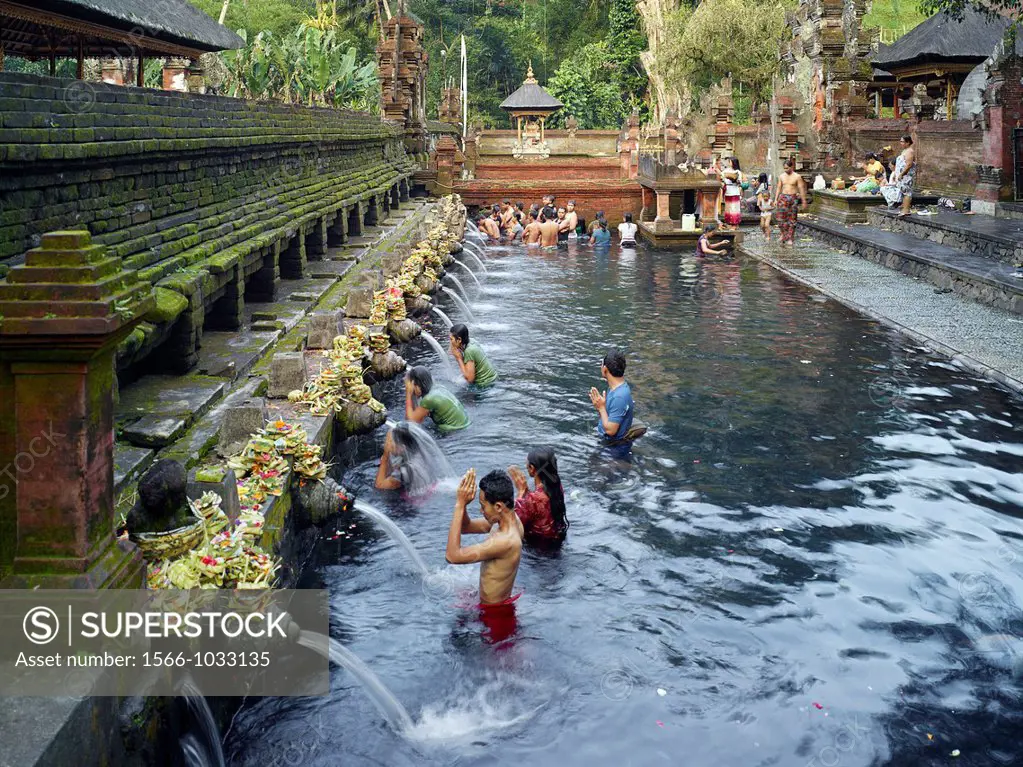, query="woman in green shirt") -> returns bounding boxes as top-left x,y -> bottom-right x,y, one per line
405,366 -> 470,433
449,324 -> 498,387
